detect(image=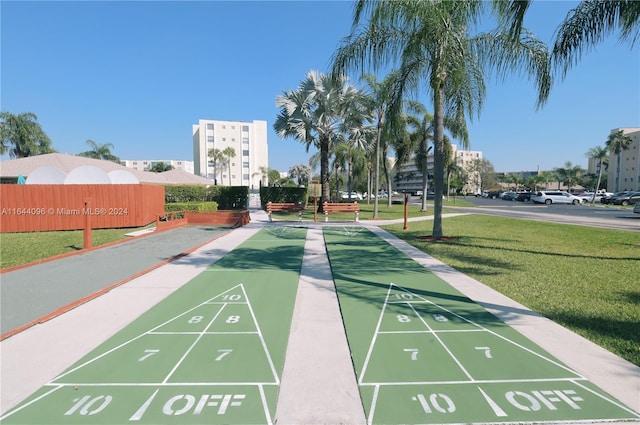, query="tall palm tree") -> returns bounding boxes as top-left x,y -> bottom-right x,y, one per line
77,139 -> 120,162
405,106 -> 434,211
552,0 -> 640,78
0,112 -> 54,158
555,161 -> 584,192
222,146 -> 236,186
606,129 -> 632,192
288,164 -> 312,186
332,0 -> 551,238
586,145 -> 608,202
360,72 -> 399,217
208,148 -> 225,185
274,70 -> 367,209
